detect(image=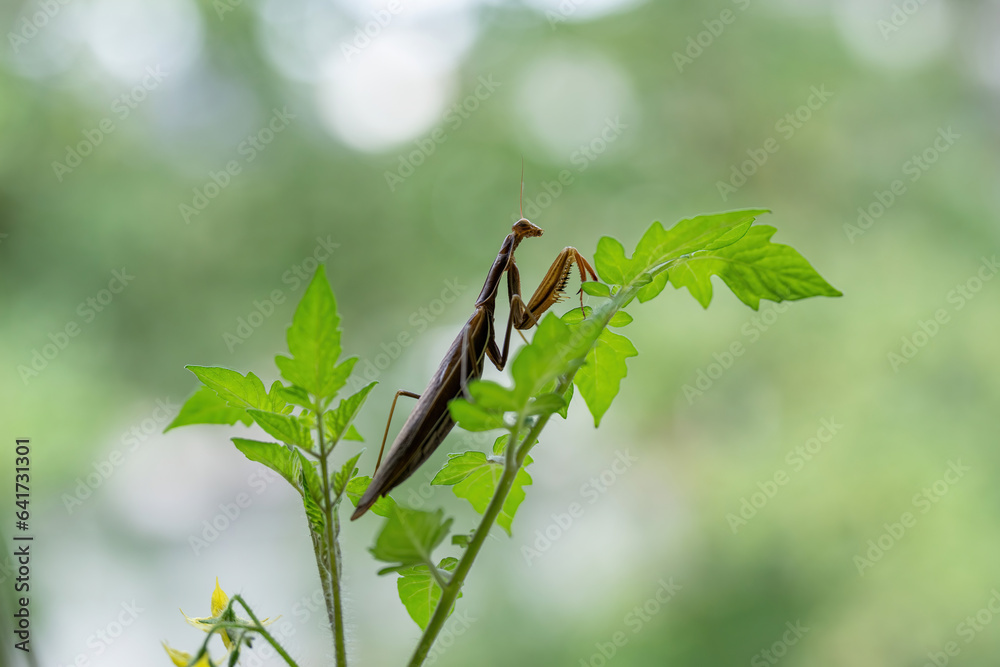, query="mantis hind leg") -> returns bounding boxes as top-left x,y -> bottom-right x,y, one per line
375,390 -> 421,473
